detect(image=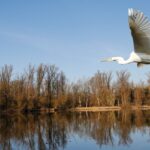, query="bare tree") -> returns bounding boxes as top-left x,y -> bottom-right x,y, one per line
133,81 -> 144,106
0,65 -> 13,109
11,74 -> 26,110
45,65 -> 58,108
24,65 -> 35,110
90,71 -> 114,106
115,70 -> 131,107
55,71 -> 67,108
36,64 -> 46,99
82,80 -> 91,107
